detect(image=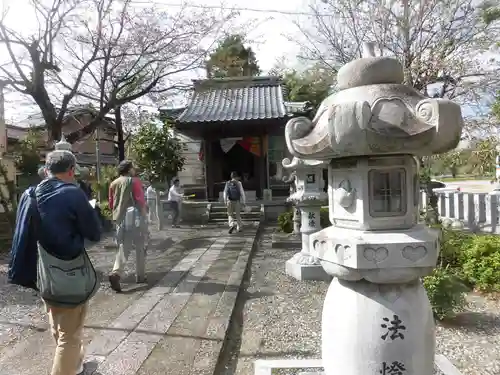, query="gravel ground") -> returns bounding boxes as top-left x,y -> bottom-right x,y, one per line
0,253 -> 46,352
0,235 -> 119,354
218,225 -> 500,375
